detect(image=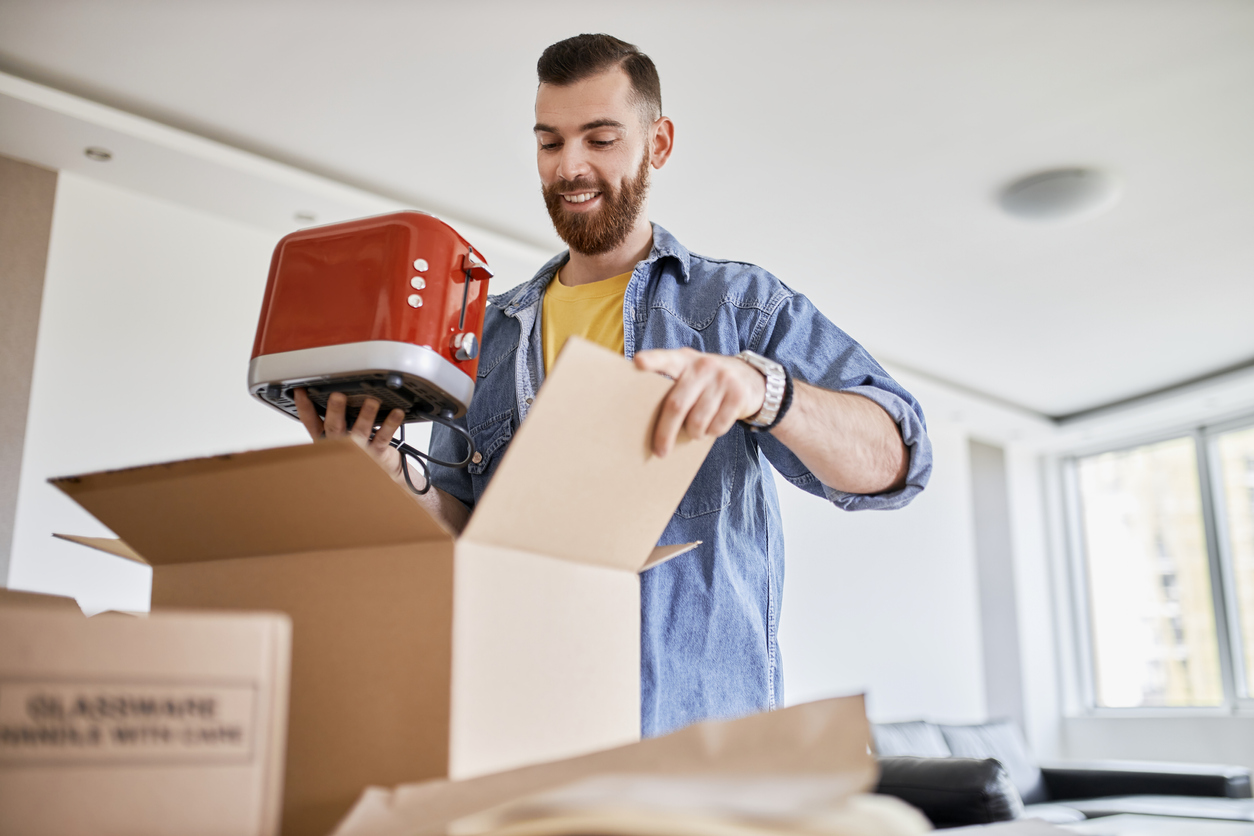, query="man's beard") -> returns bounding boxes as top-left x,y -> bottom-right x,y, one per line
543,152 -> 650,256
